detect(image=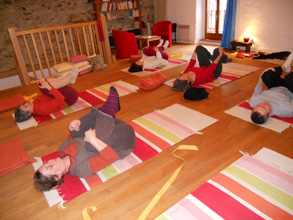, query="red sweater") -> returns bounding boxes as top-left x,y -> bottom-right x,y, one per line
33,88 -> 66,115
59,138 -> 118,177
183,59 -> 217,86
